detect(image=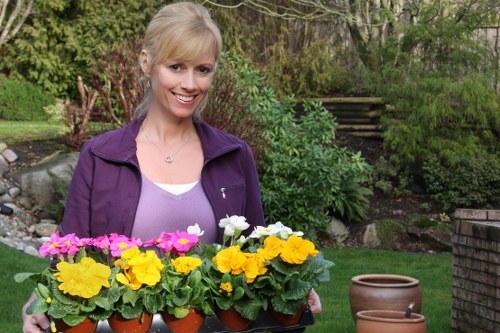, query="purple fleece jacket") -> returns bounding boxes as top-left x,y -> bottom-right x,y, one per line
59,117 -> 265,243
